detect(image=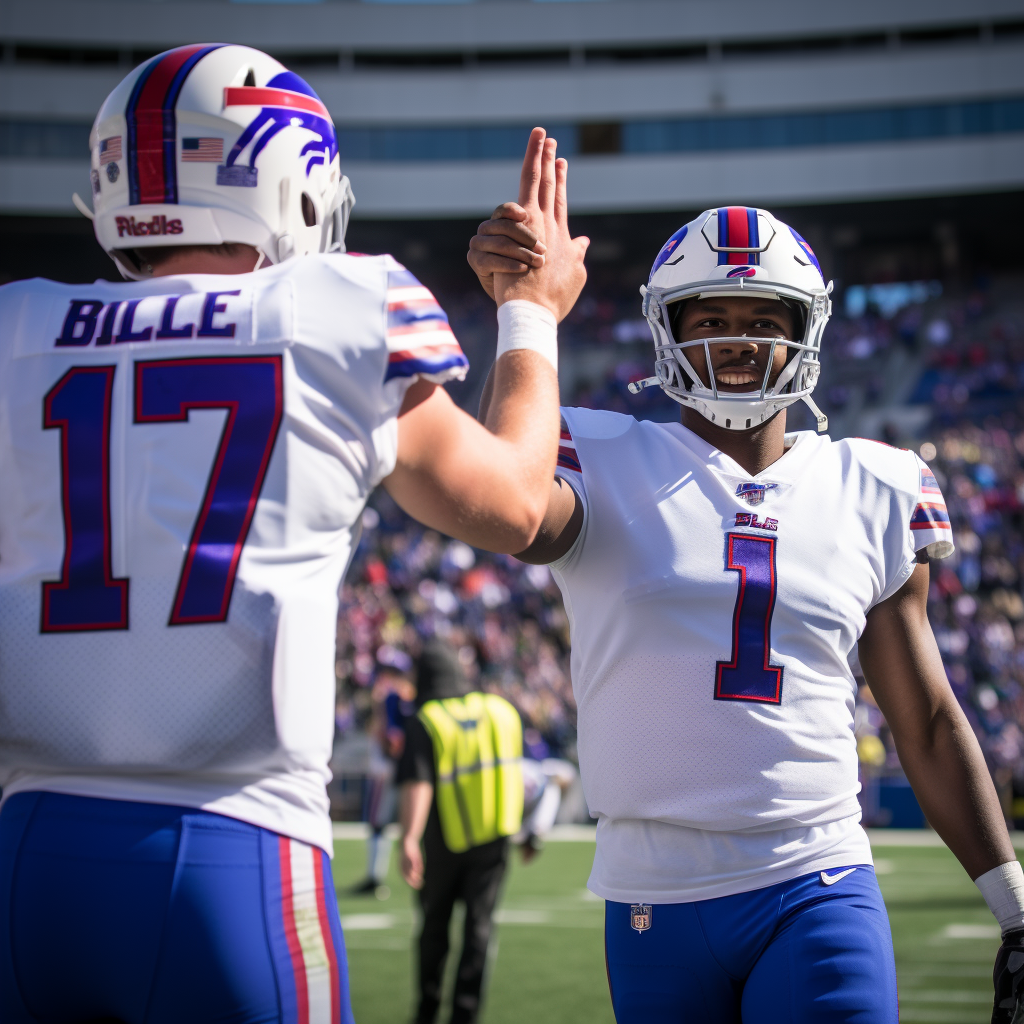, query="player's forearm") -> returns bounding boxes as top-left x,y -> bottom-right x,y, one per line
889,701 -> 1014,879
860,565 -> 1015,878
477,361 -> 496,423
399,781 -> 433,843
386,352 -> 559,552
